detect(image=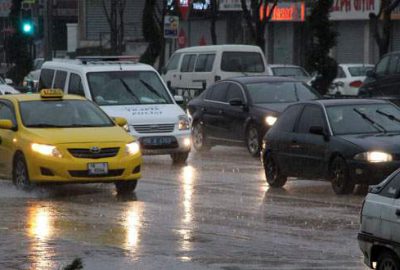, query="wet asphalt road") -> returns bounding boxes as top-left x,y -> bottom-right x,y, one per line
0,146 -> 368,270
